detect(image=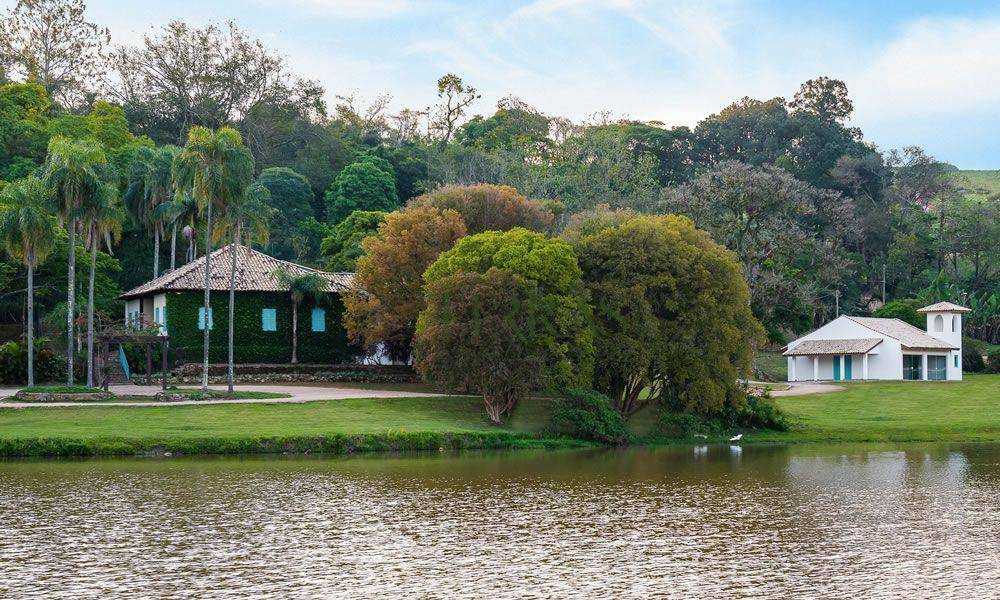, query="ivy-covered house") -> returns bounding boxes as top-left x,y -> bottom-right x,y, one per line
118,245 -> 357,364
